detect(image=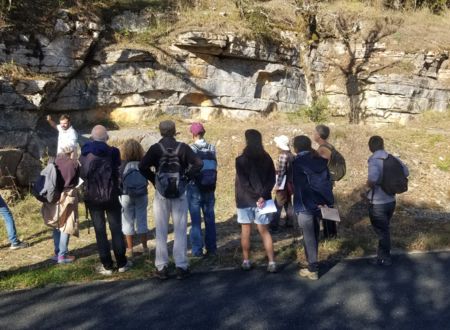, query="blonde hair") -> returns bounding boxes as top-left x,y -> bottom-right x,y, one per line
120,139 -> 144,162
